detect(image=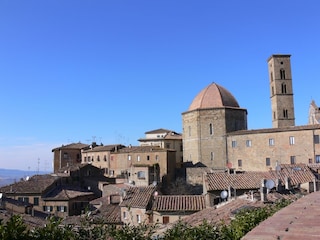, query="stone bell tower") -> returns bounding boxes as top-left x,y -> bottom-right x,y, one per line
268,54 -> 295,128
